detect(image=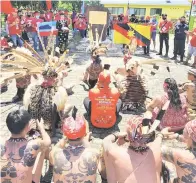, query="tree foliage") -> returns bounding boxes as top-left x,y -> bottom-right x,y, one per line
10,0 -> 102,11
